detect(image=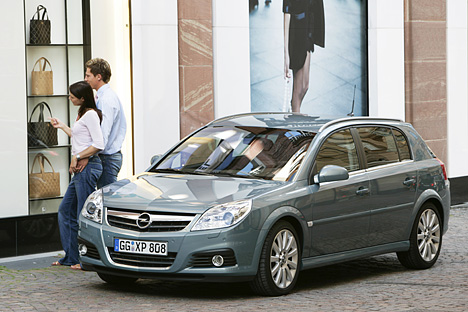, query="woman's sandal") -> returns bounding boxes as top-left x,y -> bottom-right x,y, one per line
51,261 -> 62,266
70,264 -> 82,270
